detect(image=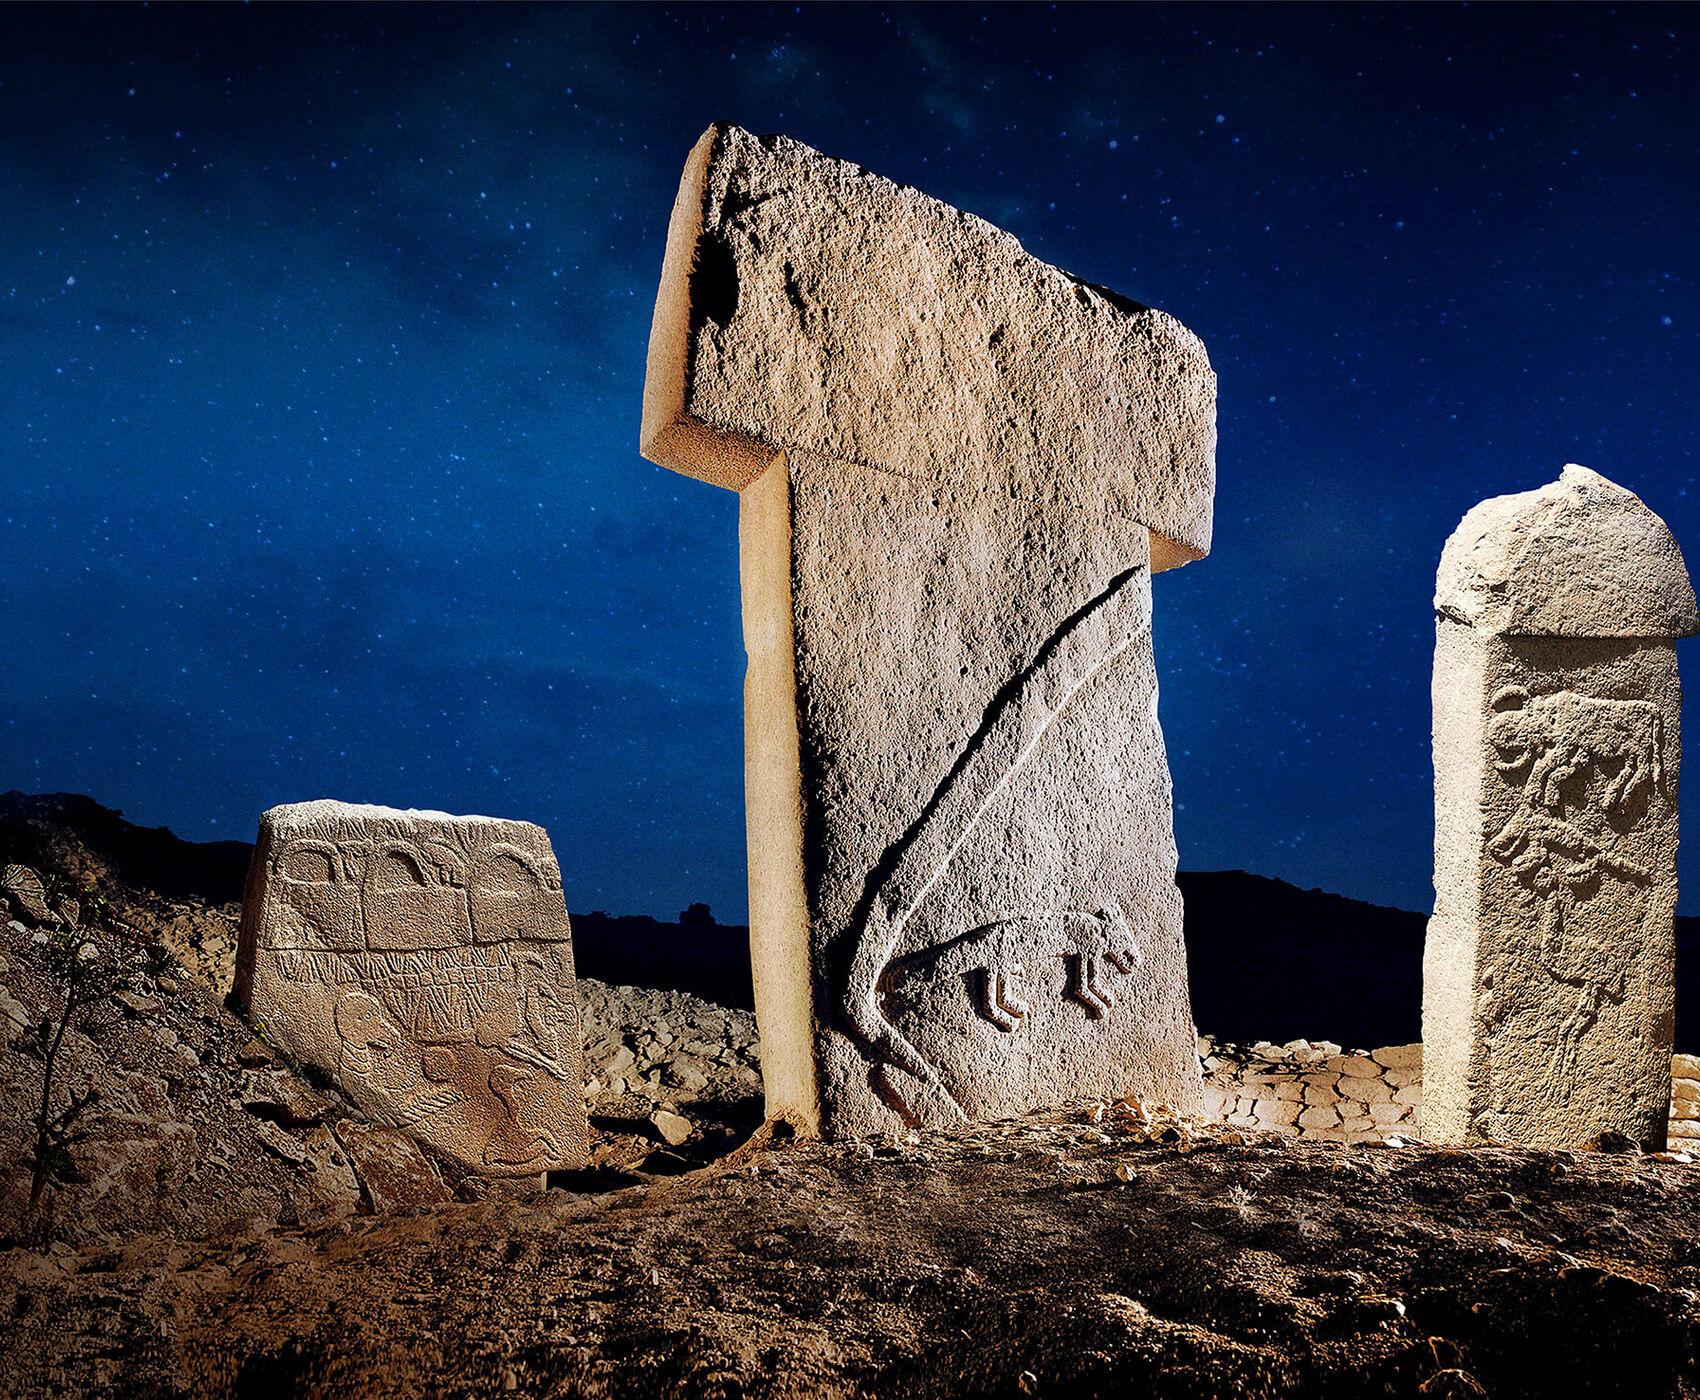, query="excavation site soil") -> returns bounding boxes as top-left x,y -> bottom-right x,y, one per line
3,795 -> 1699,1399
